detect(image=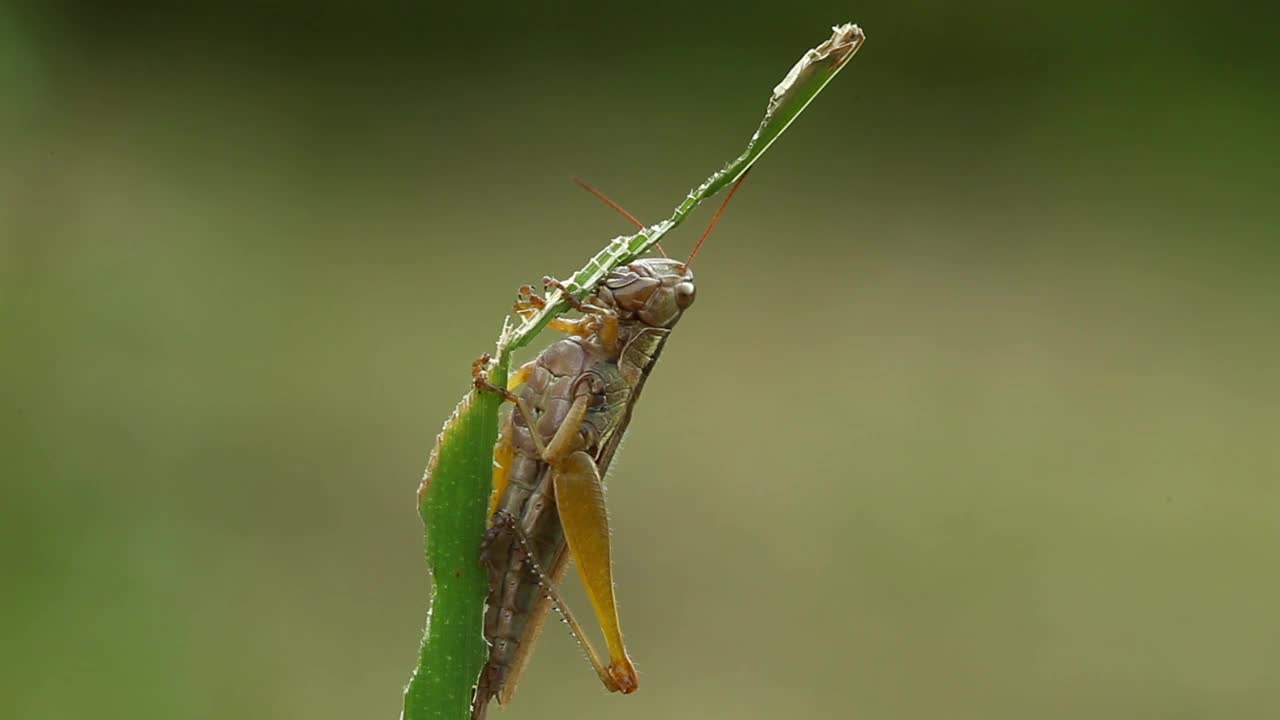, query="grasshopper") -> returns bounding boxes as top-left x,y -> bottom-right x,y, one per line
469,174 -> 749,719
